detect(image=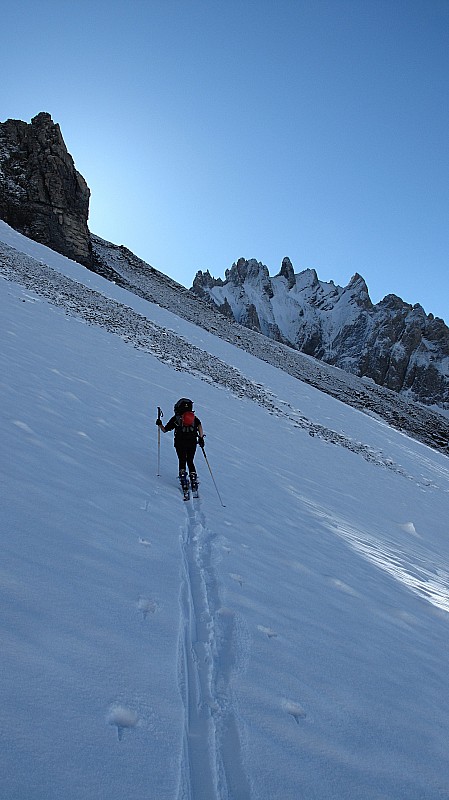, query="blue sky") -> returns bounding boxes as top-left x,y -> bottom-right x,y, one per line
1,0 -> 448,321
